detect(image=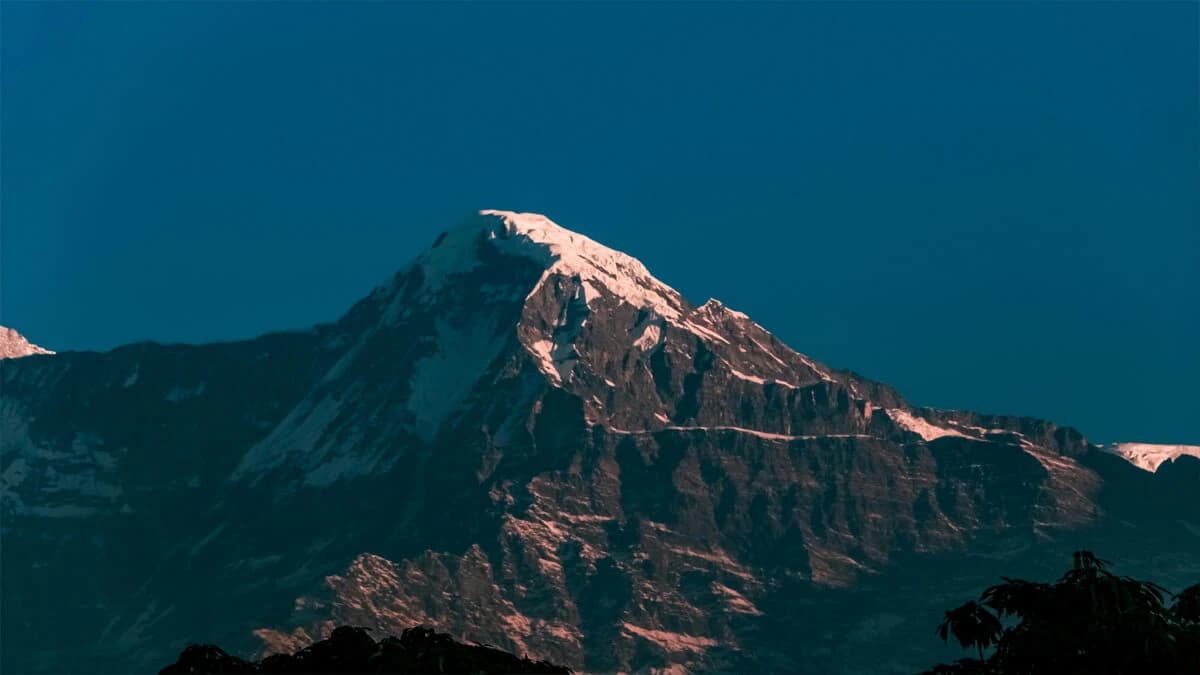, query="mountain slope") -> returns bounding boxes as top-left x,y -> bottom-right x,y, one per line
2,211 -> 1196,674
